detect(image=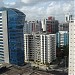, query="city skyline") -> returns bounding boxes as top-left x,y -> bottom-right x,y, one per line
0,0 -> 74,22
0,6 -> 72,75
